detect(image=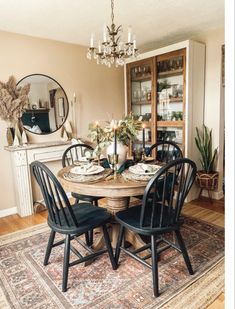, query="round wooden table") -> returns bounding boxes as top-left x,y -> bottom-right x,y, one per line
57,166 -> 148,249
